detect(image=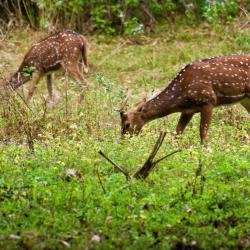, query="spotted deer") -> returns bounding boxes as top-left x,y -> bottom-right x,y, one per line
3,30 -> 88,102
120,54 -> 250,143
